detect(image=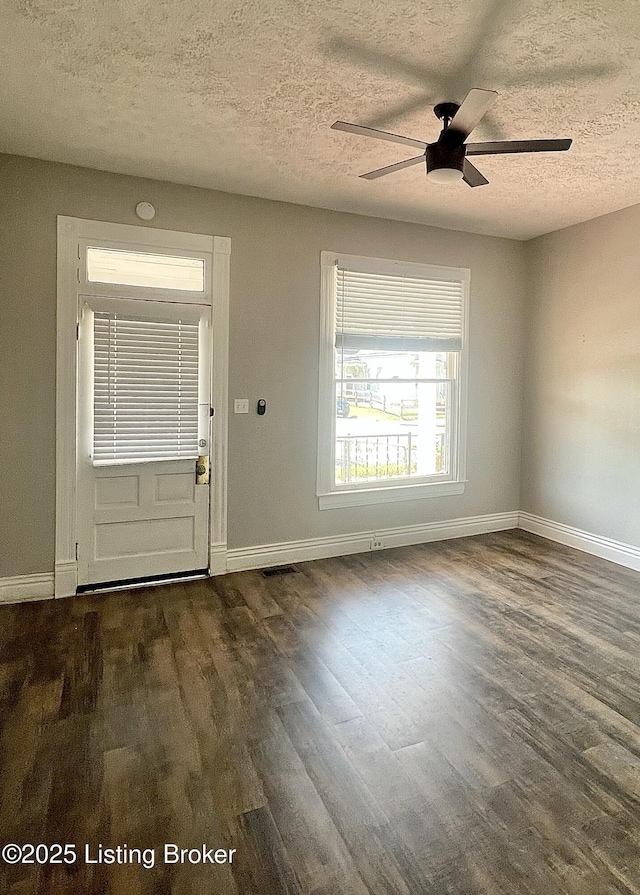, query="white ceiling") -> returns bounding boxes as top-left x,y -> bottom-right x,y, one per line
2,0 -> 640,239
